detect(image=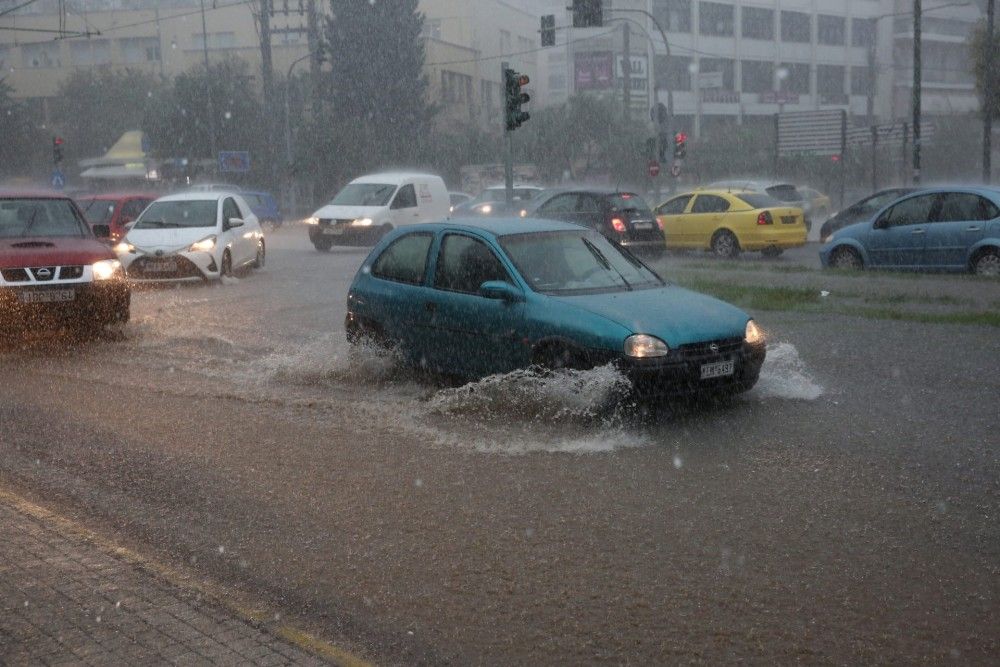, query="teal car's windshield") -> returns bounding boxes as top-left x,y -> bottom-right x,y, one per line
500,230 -> 663,294
134,200 -> 217,229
